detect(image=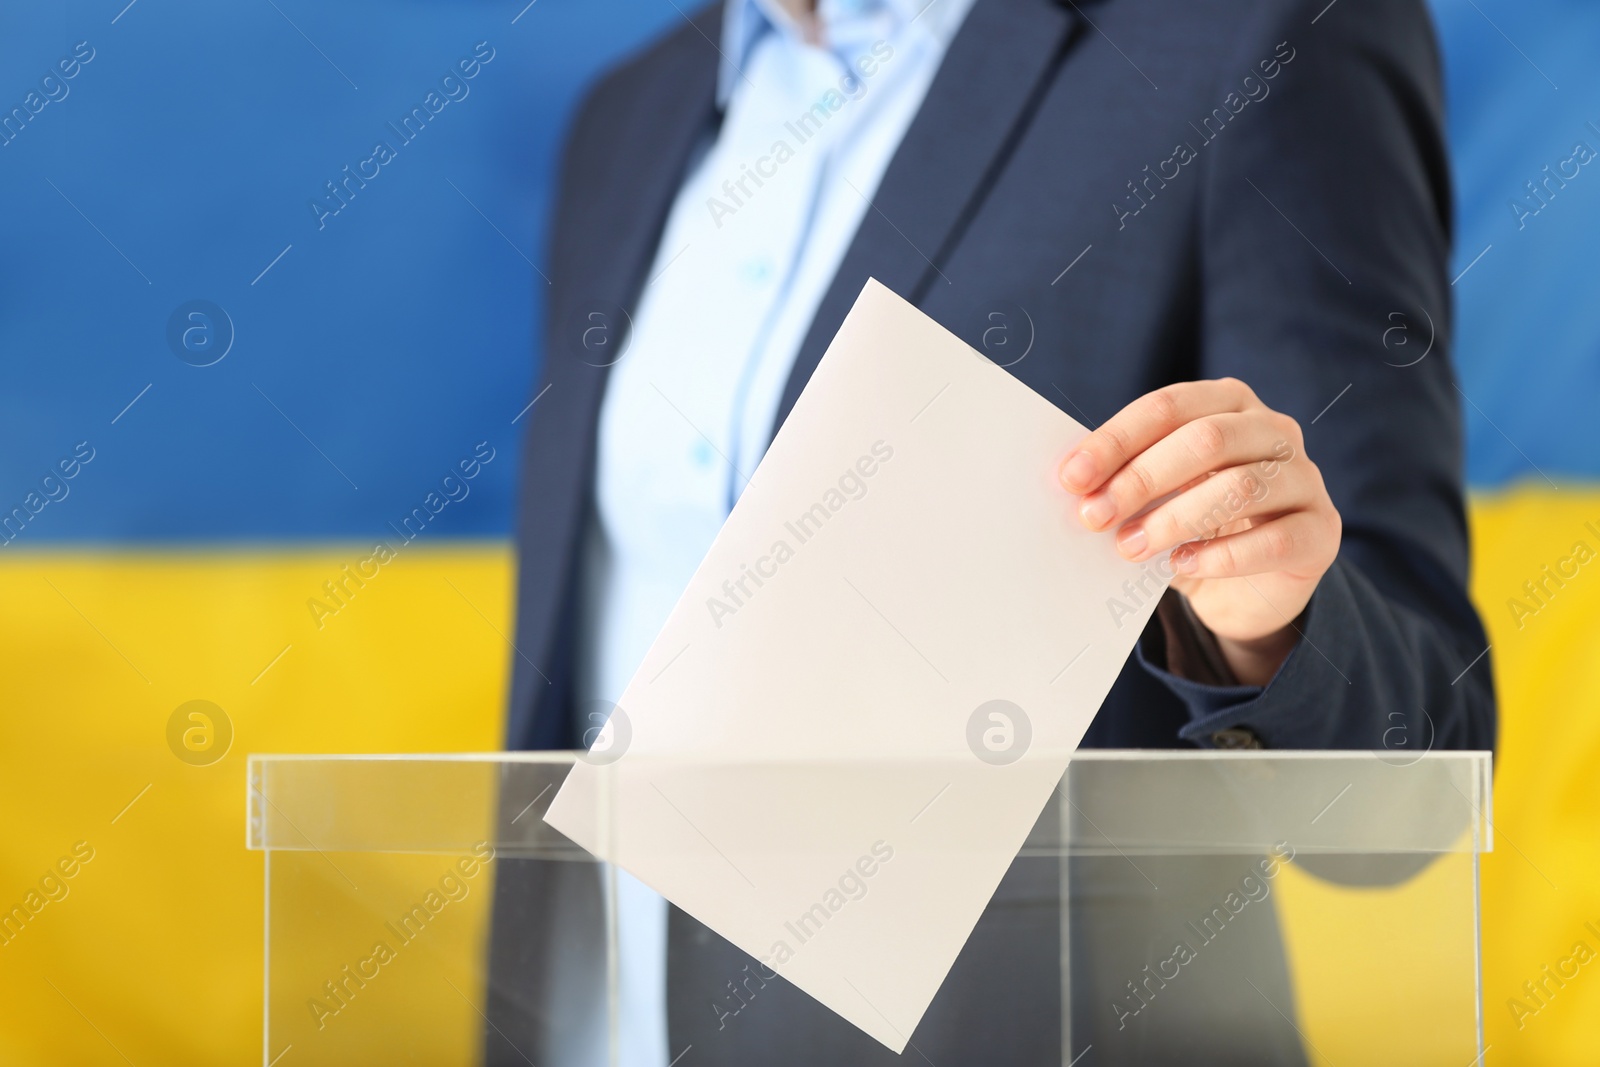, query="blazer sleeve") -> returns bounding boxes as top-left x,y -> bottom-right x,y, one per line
1137,0 -> 1496,753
